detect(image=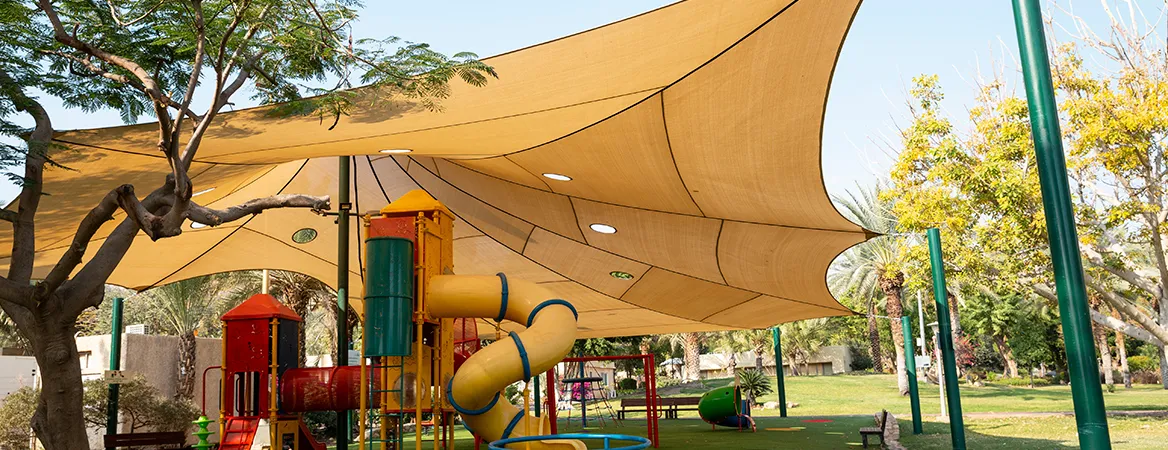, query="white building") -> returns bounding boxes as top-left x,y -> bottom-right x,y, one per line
698,346 -> 853,379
